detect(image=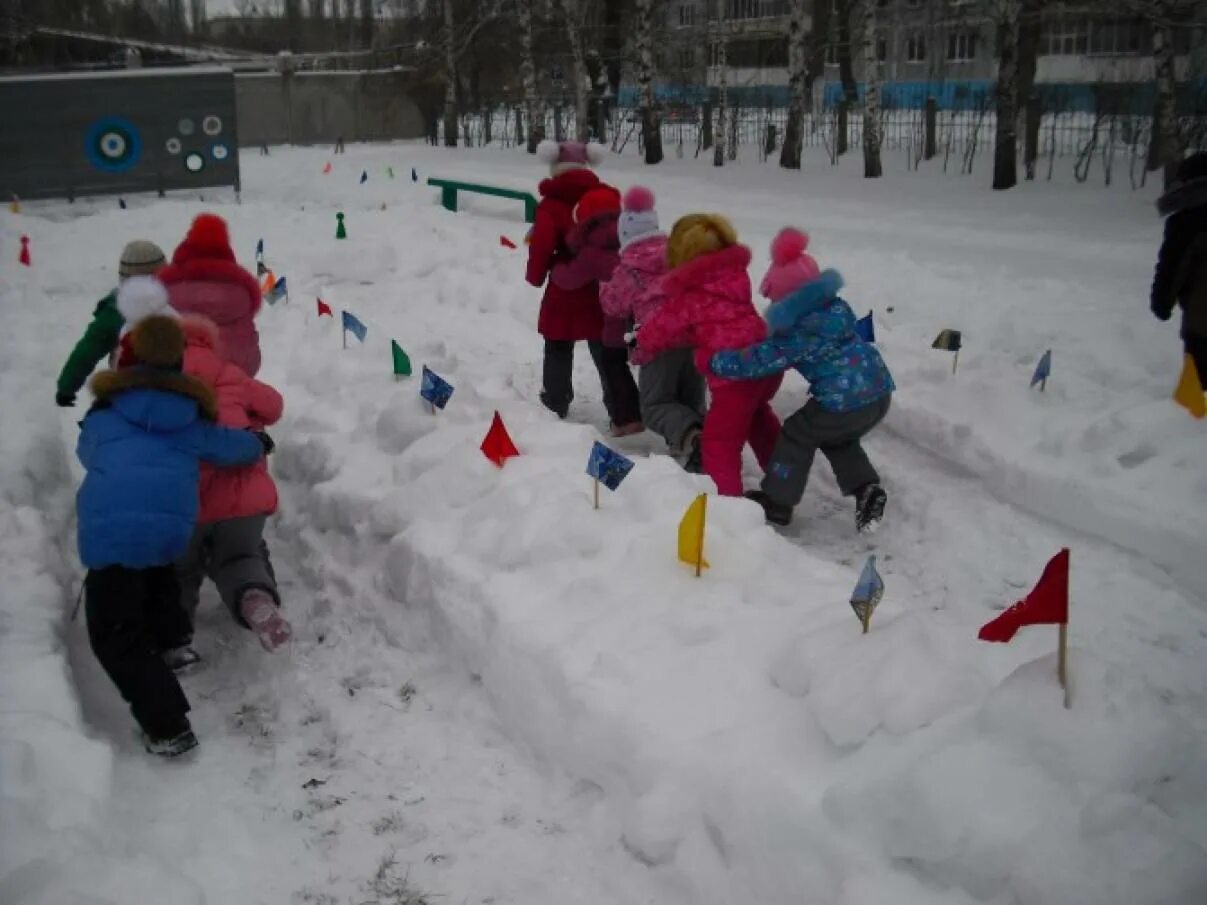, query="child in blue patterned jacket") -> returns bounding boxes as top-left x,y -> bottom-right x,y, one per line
710,228 -> 895,533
